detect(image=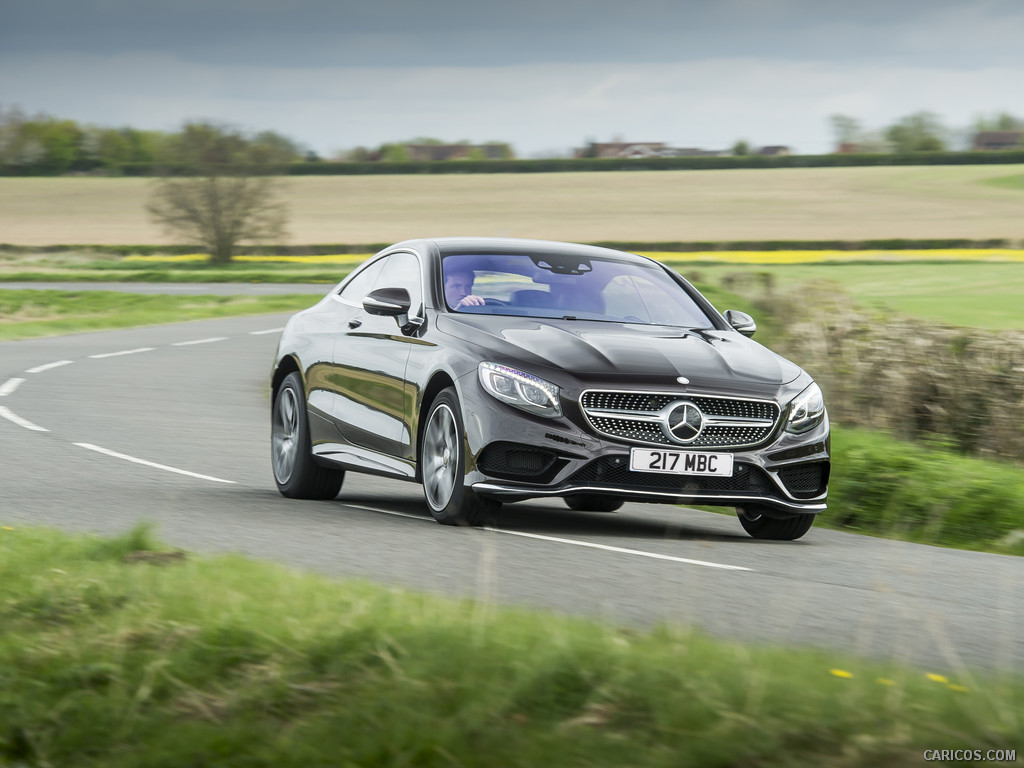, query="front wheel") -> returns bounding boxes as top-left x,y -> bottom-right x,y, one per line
421,388 -> 499,526
272,371 -> 344,499
736,505 -> 814,540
